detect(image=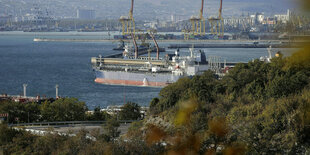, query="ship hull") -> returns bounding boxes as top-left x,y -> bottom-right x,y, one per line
94,70 -> 181,87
